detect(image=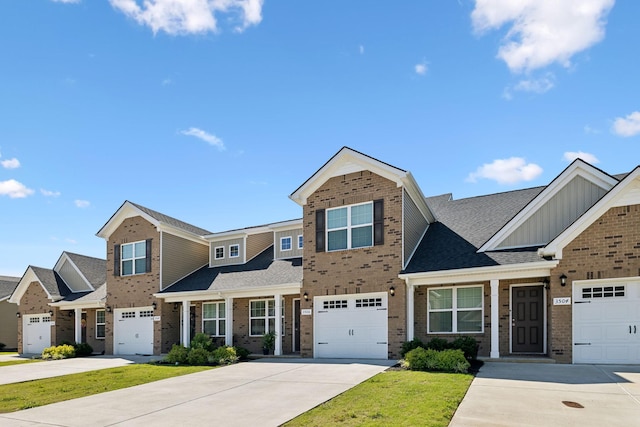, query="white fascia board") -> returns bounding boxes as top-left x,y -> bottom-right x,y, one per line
540,167 -> 640,259
156,224 -> 208,246
479,160 -> 618,253
96,202 -> 159,239
401,172 -> 436,223
54,253 -> 94,292
8,267 -> 53,304
50,300 -> 105,309
155,283 -> 301,302
268,219 -> 303,232
204,225 -> 272,241
398,261 -> 558,286
0,295 -> 10,303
